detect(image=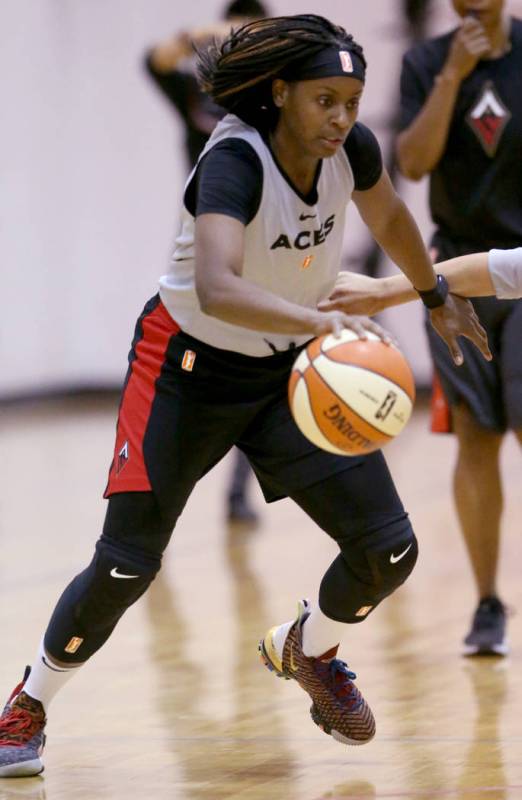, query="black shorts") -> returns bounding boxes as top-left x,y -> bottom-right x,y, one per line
428,238 -> 522,433
104,295 -> 372,518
